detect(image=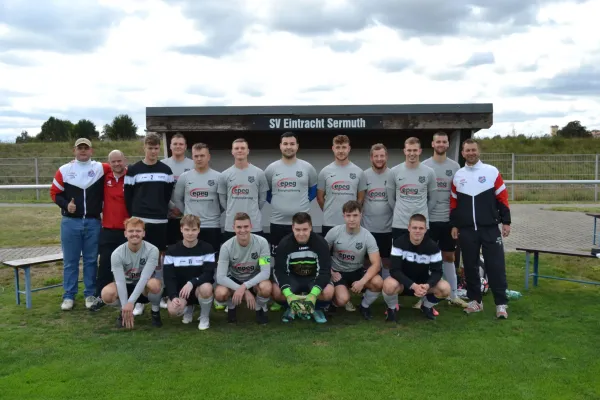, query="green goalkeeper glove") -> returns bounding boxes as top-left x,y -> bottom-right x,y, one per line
282,289 -> 304,314
304,294 -> 317,314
